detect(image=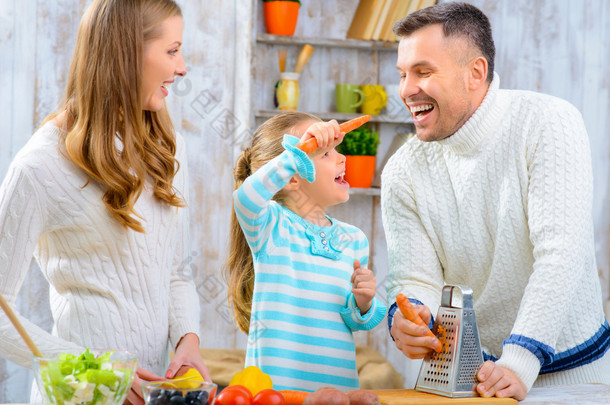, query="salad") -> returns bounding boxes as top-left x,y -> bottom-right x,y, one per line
35,349 -> 137,405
